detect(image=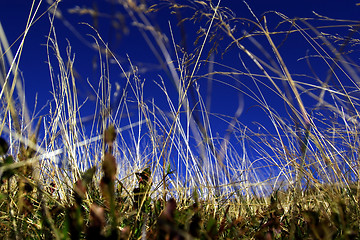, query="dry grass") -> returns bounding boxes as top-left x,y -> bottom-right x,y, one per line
0,0 -> 359,239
